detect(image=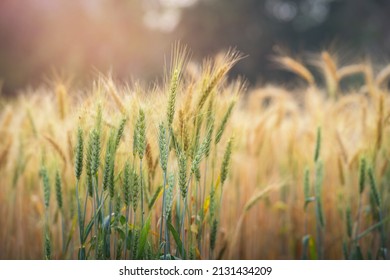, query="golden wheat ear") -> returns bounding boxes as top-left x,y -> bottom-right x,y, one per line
196,49 -> 244,113
337,64 -> 366,81
321,51 -> 339,99
55,83 -> 68,120
272,55 -> 315,86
